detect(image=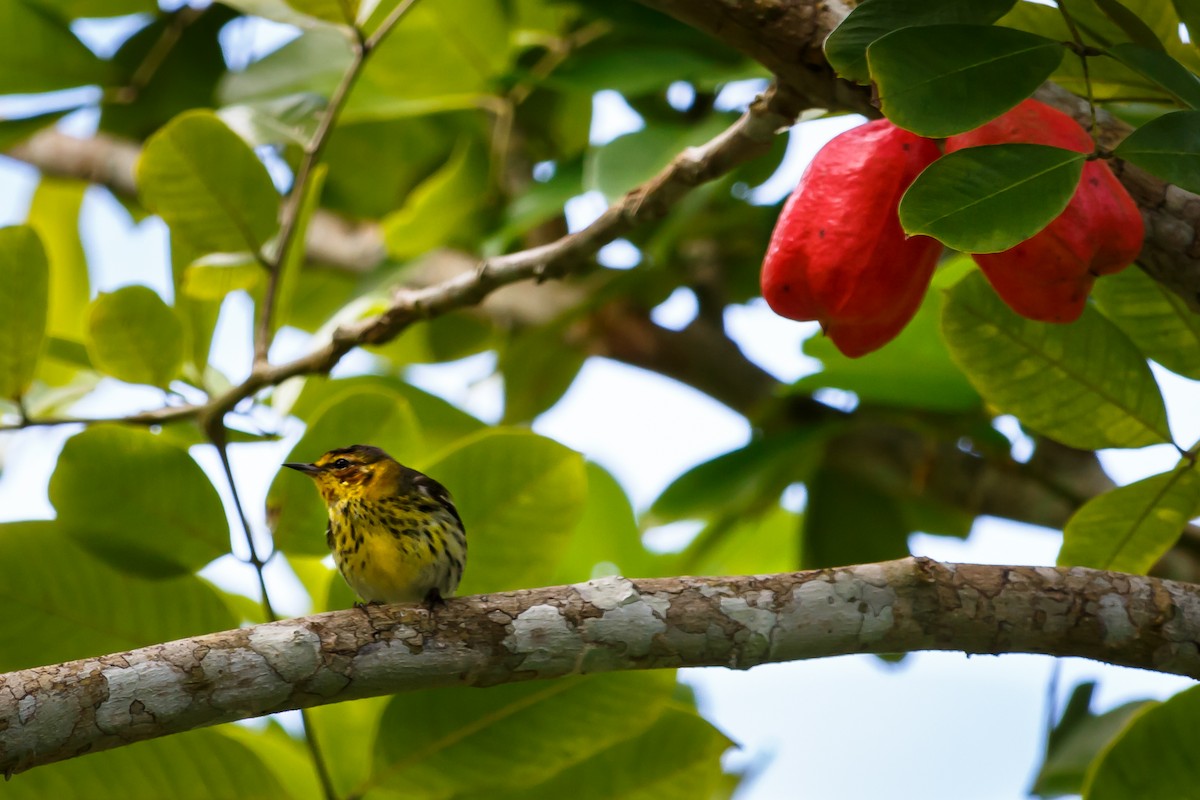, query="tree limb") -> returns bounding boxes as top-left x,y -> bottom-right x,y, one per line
4,557 -> 1200,776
